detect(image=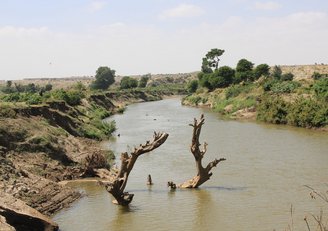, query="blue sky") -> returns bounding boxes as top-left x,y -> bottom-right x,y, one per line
0,0 -> 328,79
